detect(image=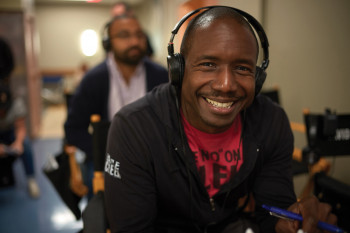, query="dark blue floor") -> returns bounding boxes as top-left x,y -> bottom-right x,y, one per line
0,138 -> 86,233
